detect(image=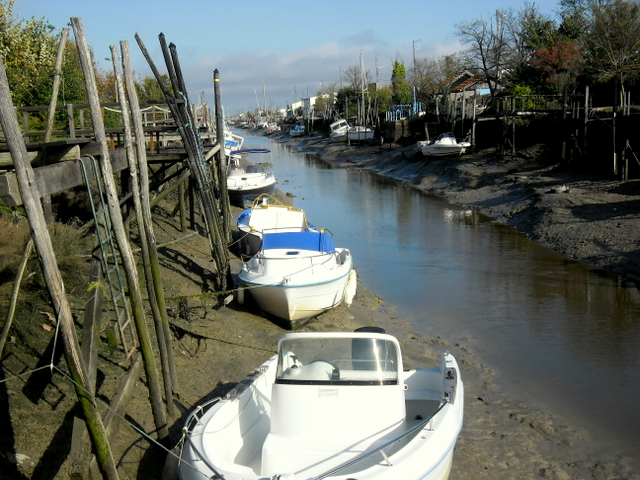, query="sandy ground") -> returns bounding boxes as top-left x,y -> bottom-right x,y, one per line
2,131 -> 640,479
